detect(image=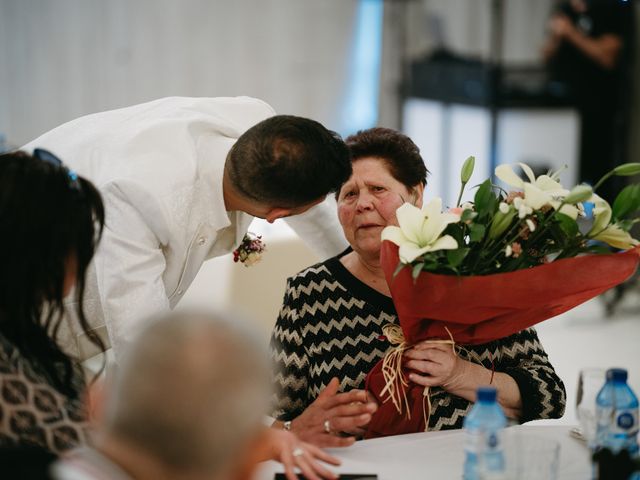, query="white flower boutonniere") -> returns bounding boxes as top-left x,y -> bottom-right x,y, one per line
233,233 -> 266,267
